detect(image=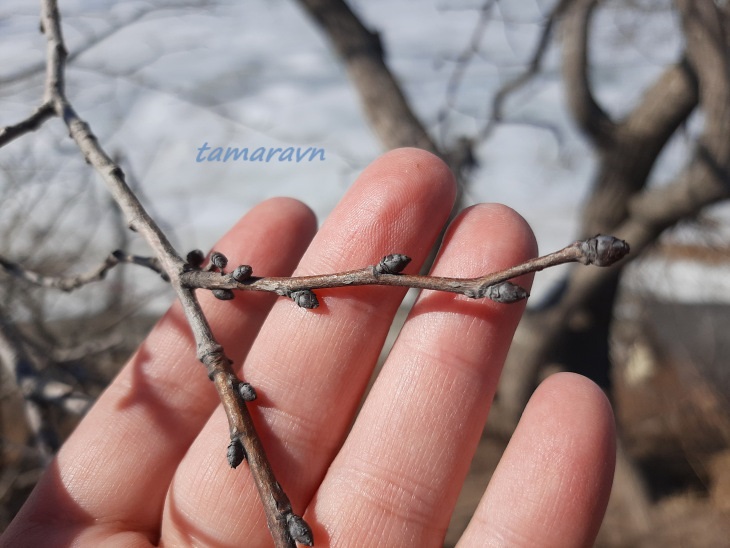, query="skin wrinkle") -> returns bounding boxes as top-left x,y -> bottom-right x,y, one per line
387,339 -> 485,445
328,459 -> 441,533
298,173 -> 433,277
